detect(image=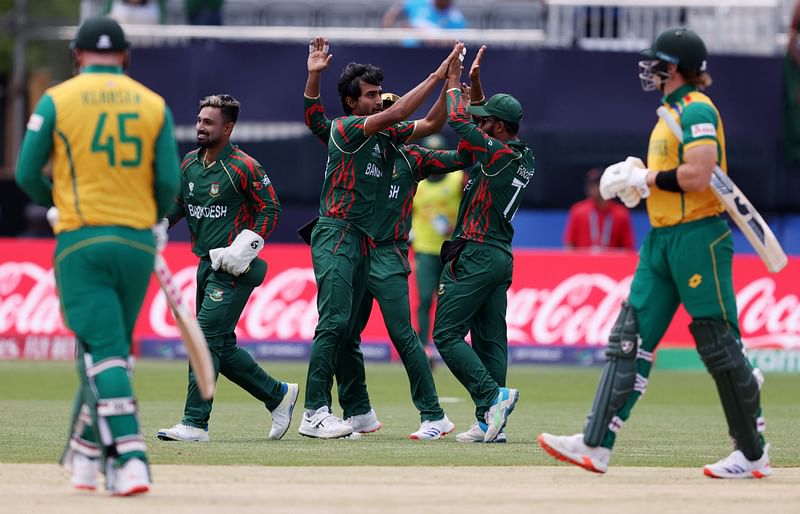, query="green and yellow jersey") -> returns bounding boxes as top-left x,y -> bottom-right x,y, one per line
412,170 -> 464,255
304,95 -> 415,238
166,143 -> 281,258
647,84 -> 726,227
446,89 -> 536,255
15,65 -> 180,233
